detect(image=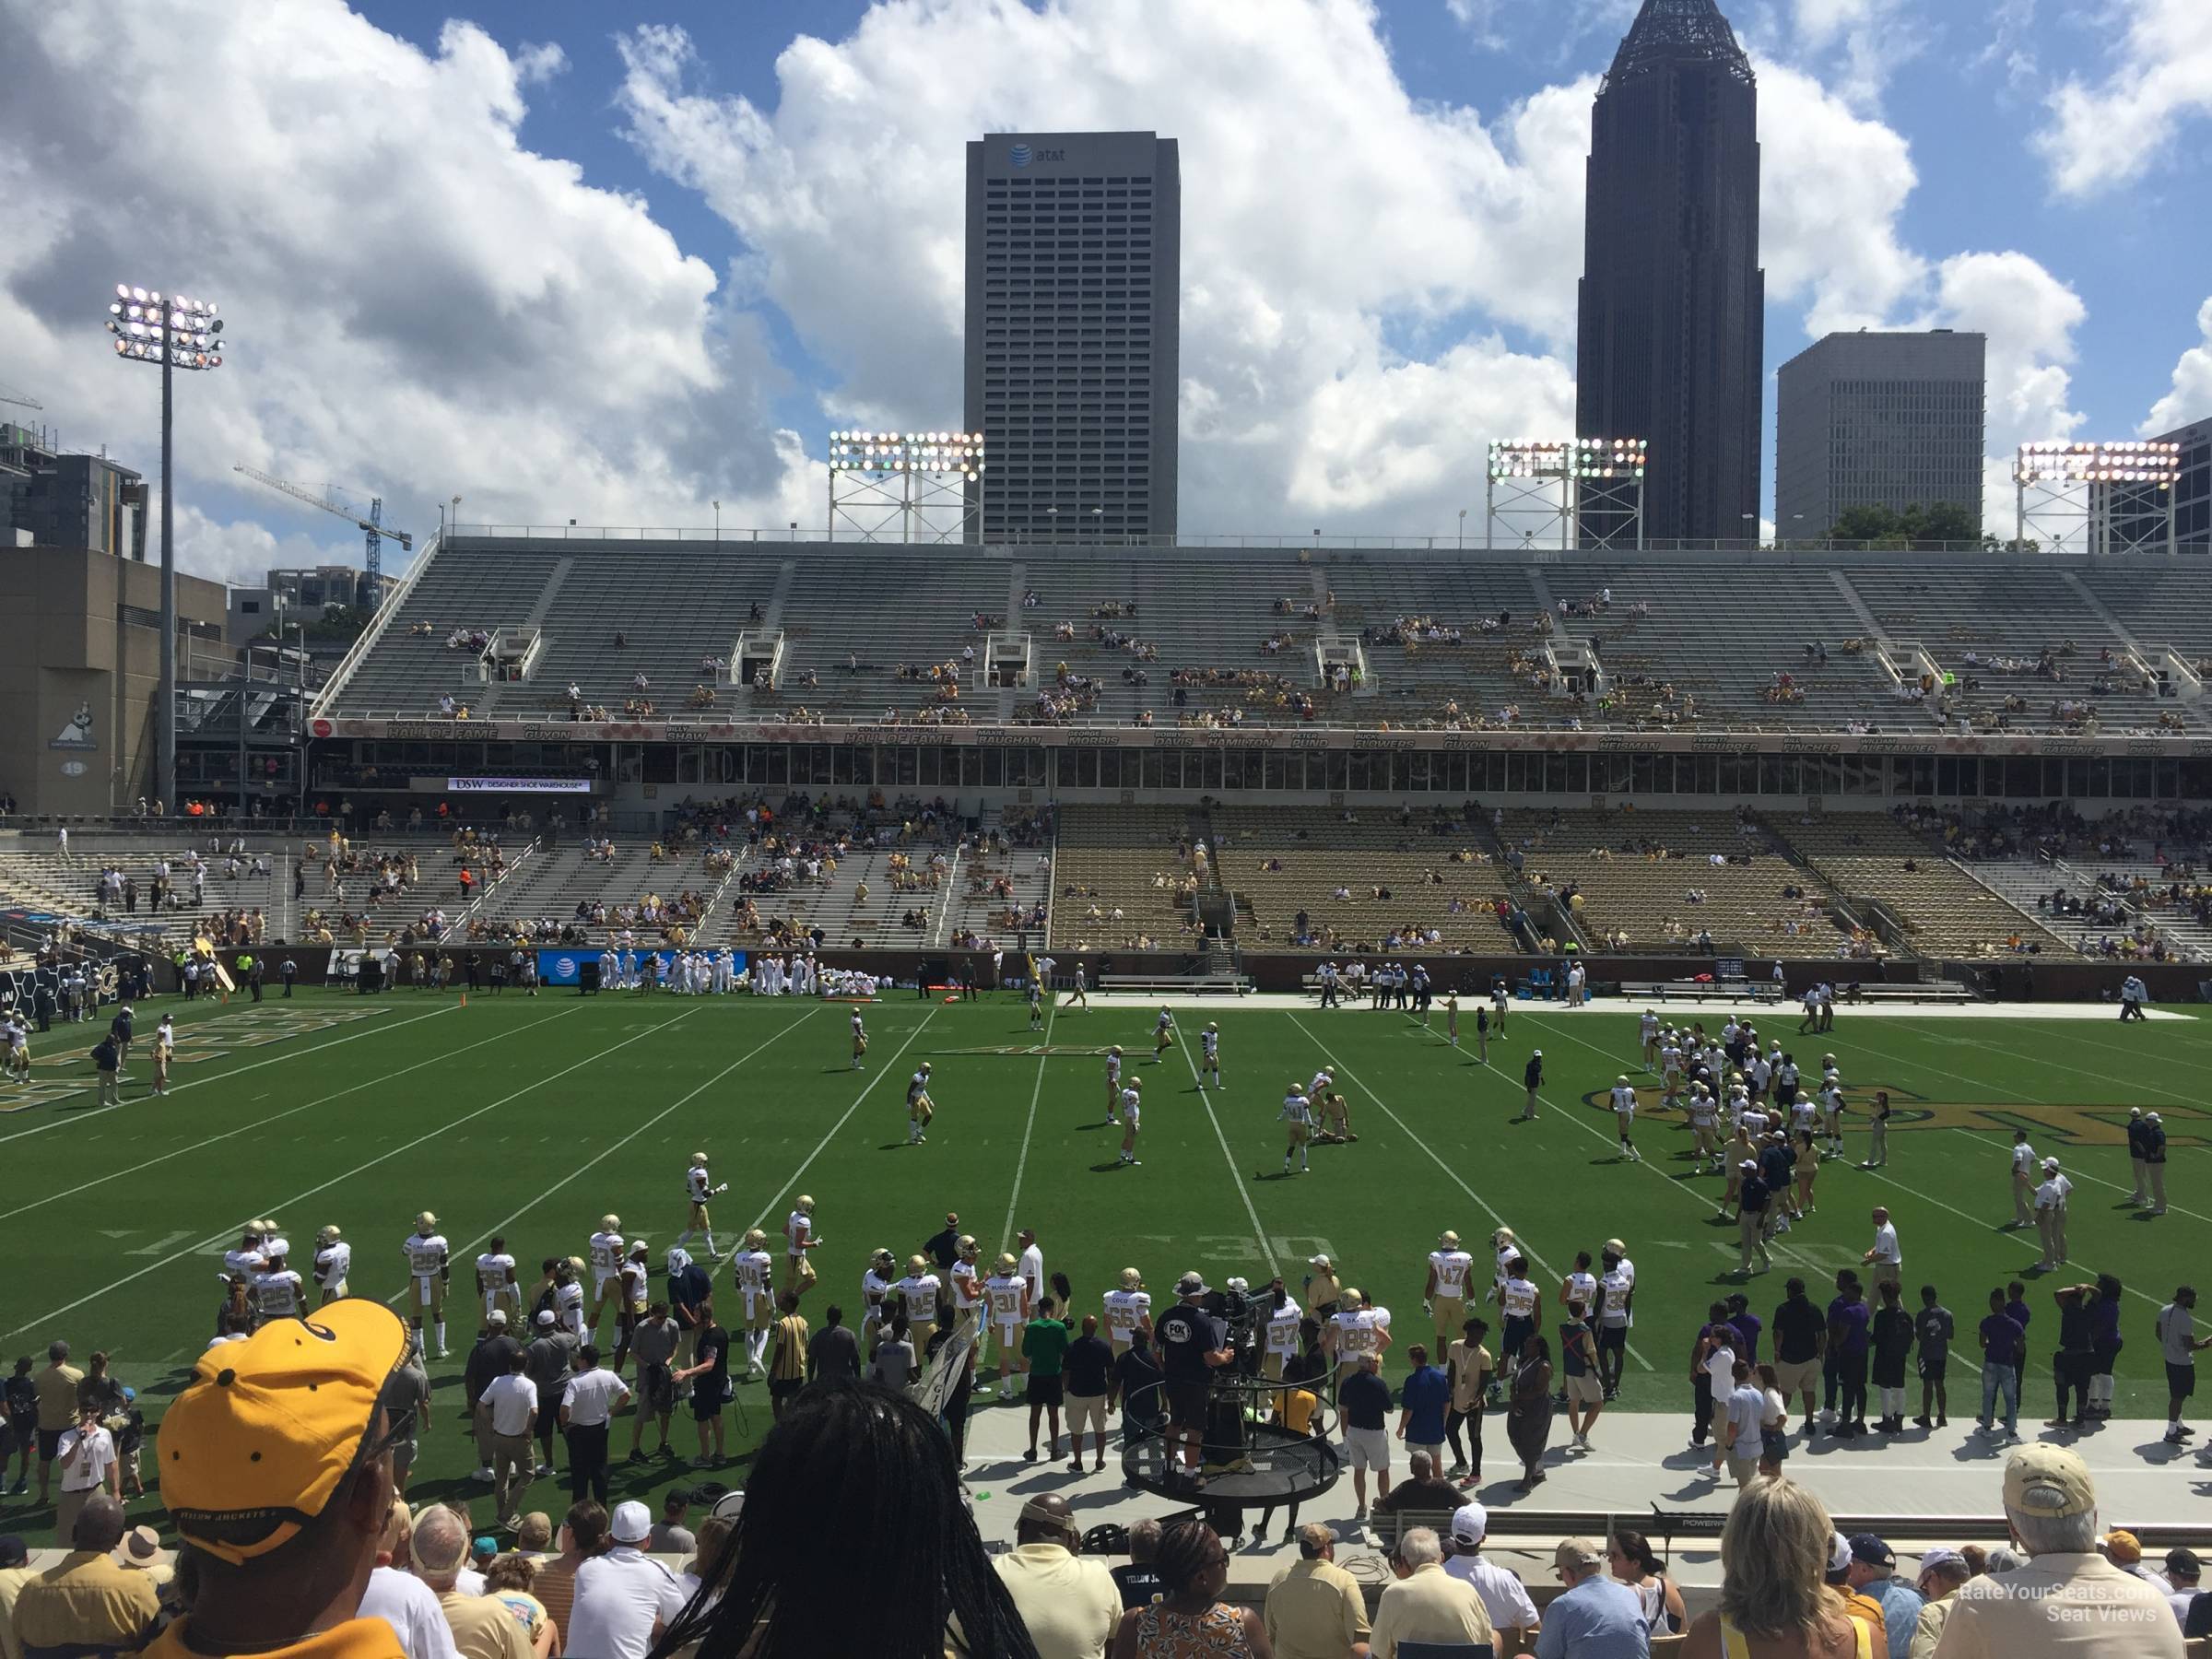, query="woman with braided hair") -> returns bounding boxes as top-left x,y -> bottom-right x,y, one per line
1108,1520 -> 1271,1657
648,1382 -> 1037,1659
